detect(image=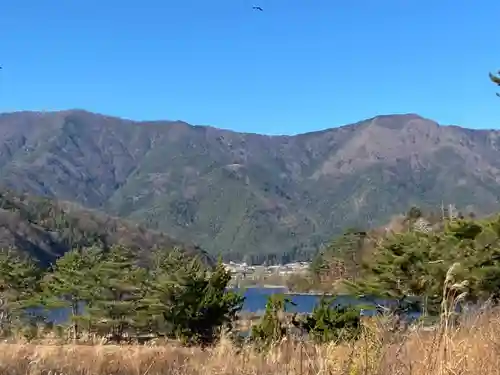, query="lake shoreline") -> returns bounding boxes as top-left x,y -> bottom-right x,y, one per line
232,285 -> 337,297
243,285 -> 287,289
285,291 -> 334,296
